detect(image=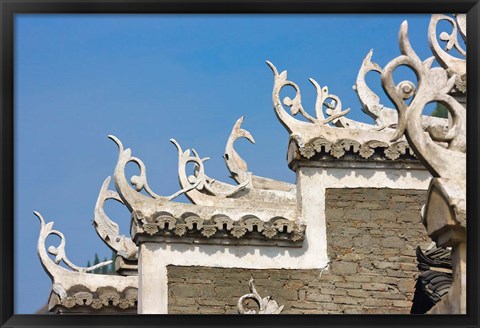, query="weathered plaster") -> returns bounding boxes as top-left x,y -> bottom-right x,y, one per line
296,166 -> 431,277
137,166 -> 431,313
138,243 -> 168,314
